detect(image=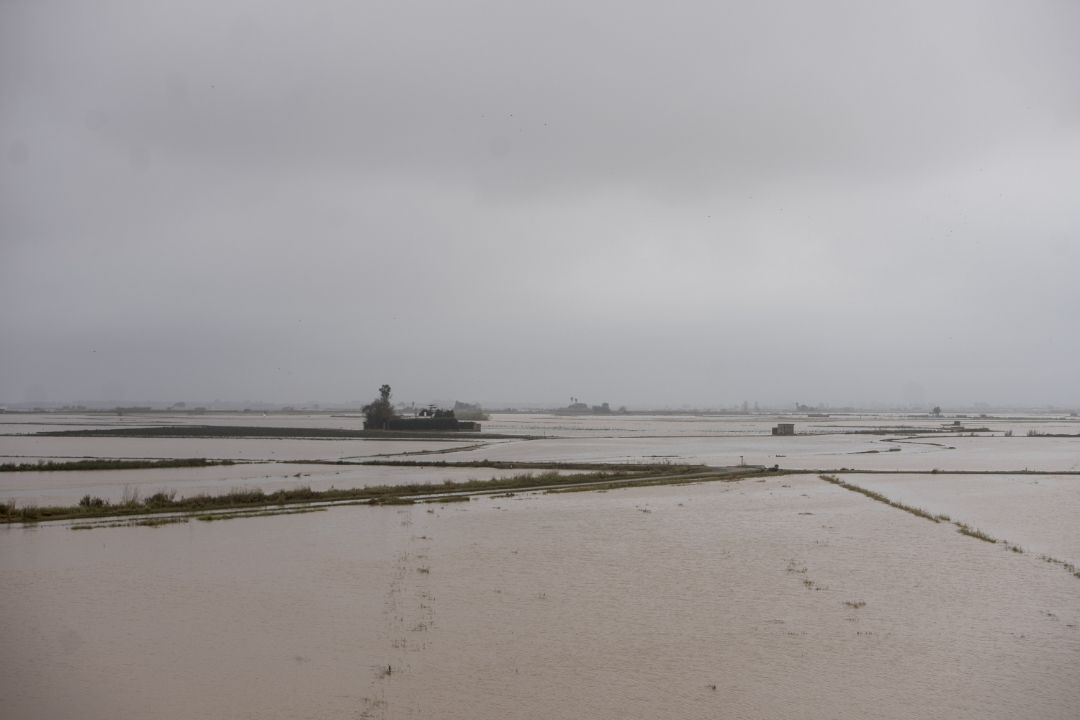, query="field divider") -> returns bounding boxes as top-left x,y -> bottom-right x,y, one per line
817,474 -> 1080,581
